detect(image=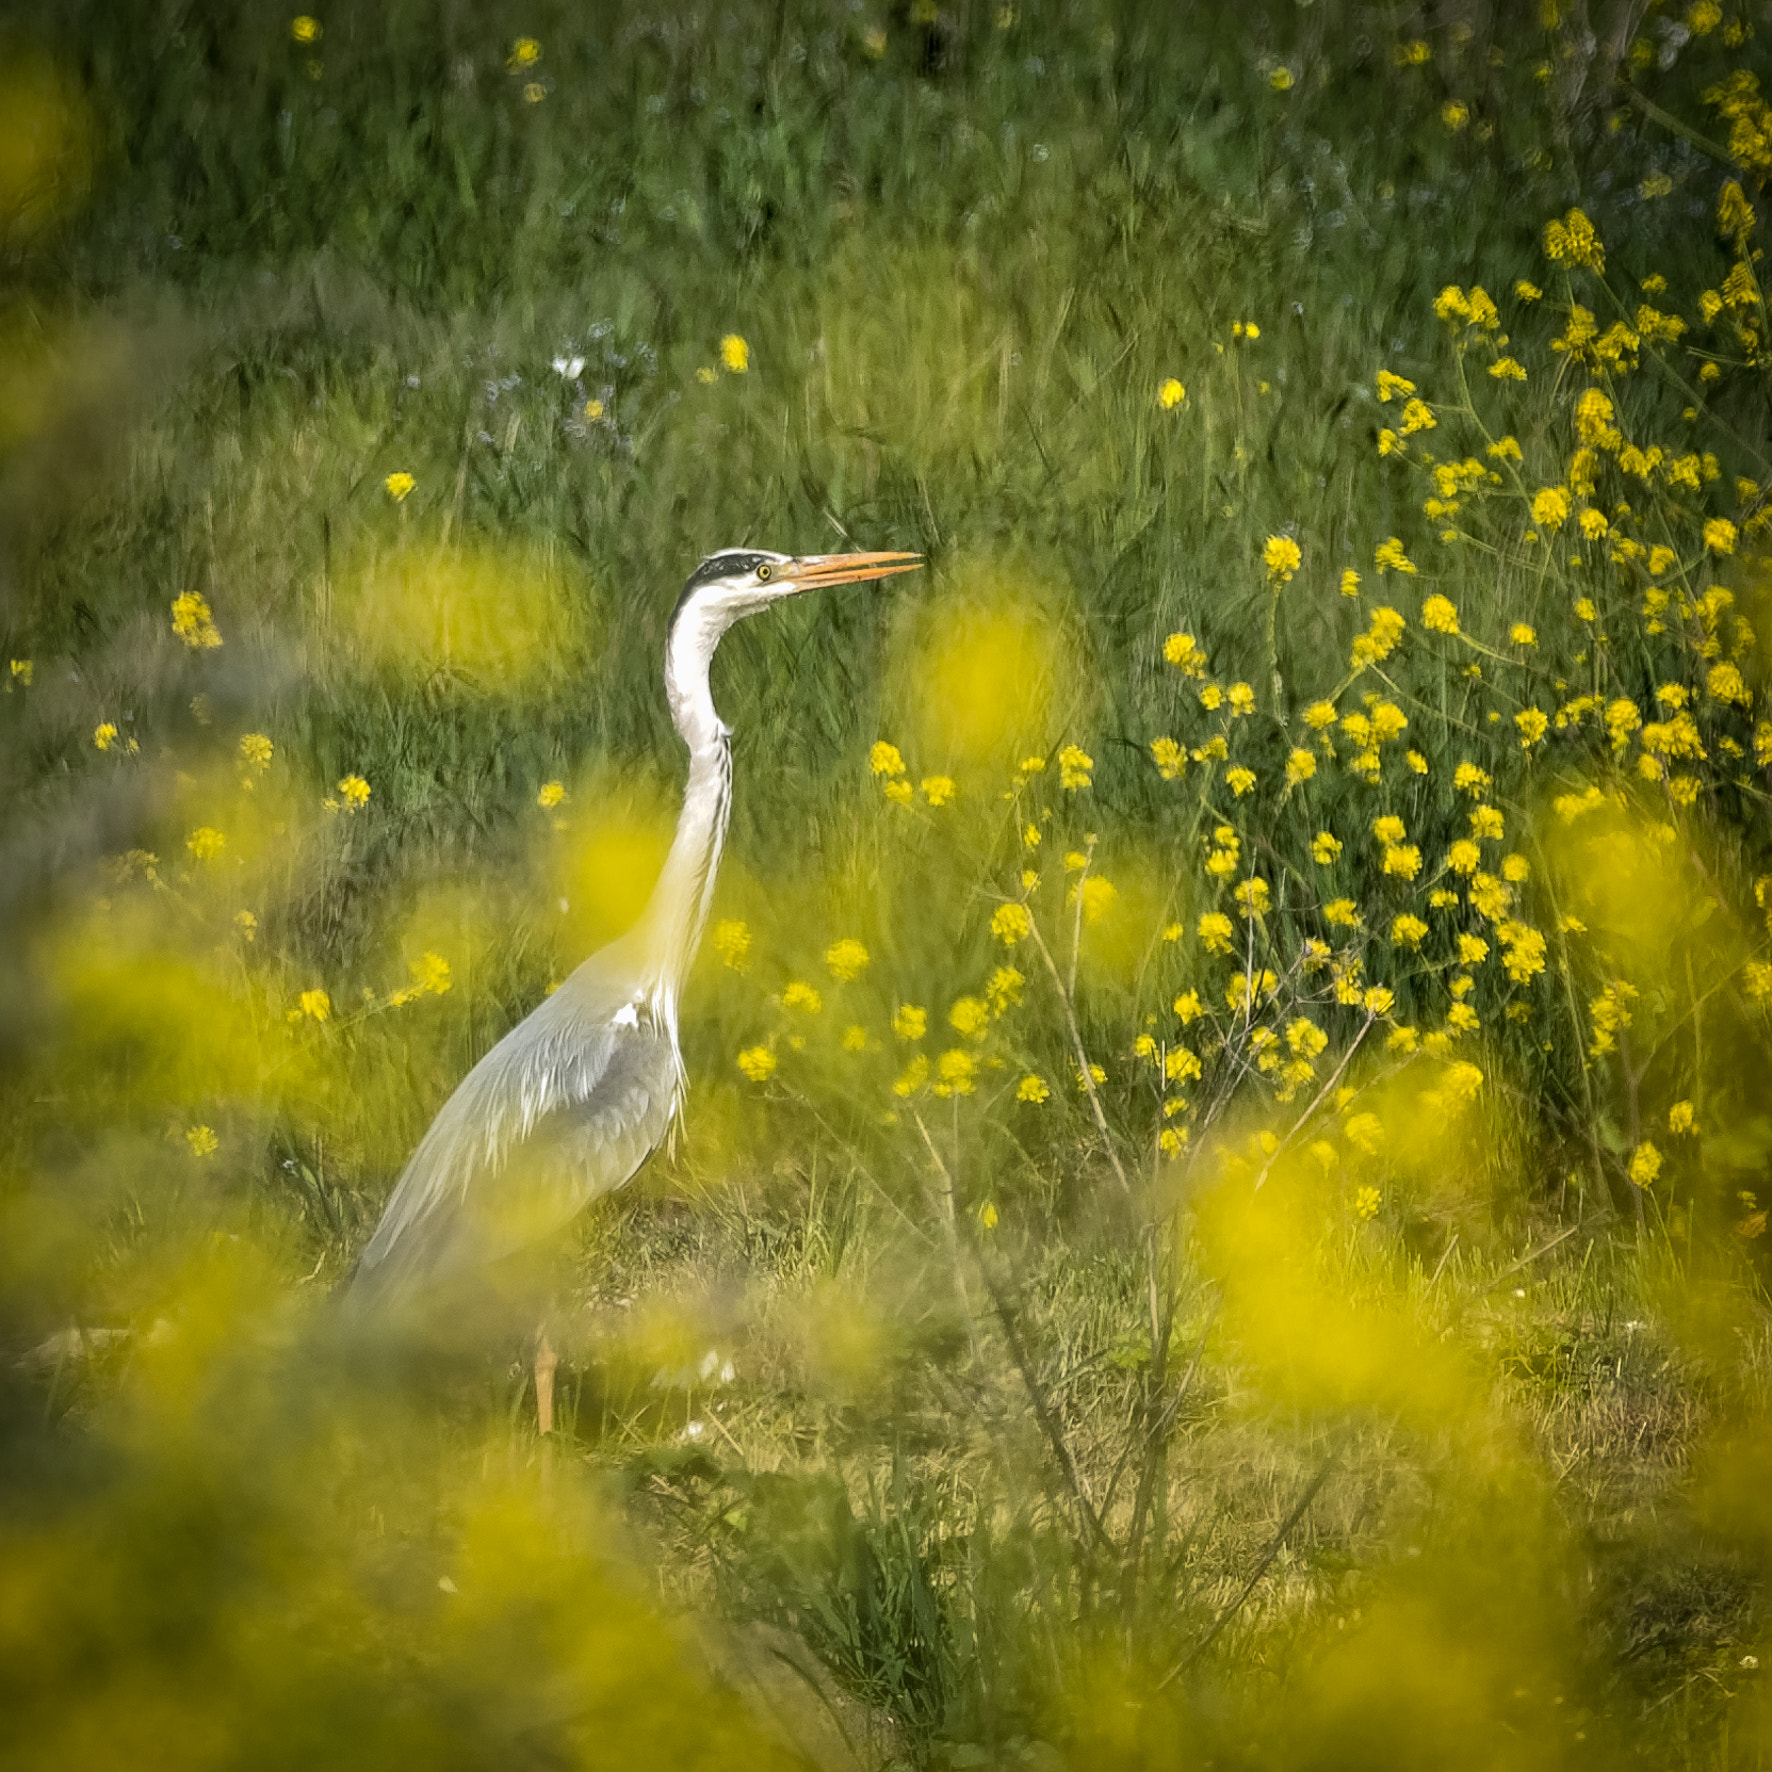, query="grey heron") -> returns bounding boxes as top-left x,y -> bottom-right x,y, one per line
348,547 -> 922,1428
